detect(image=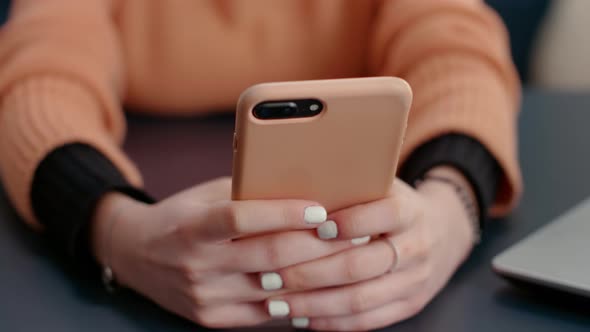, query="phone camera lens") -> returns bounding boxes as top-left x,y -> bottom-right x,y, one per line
253,100 -> 322,119
282,107 -> 295,116
256,108 -> 268,118
254,102 -> 298,119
